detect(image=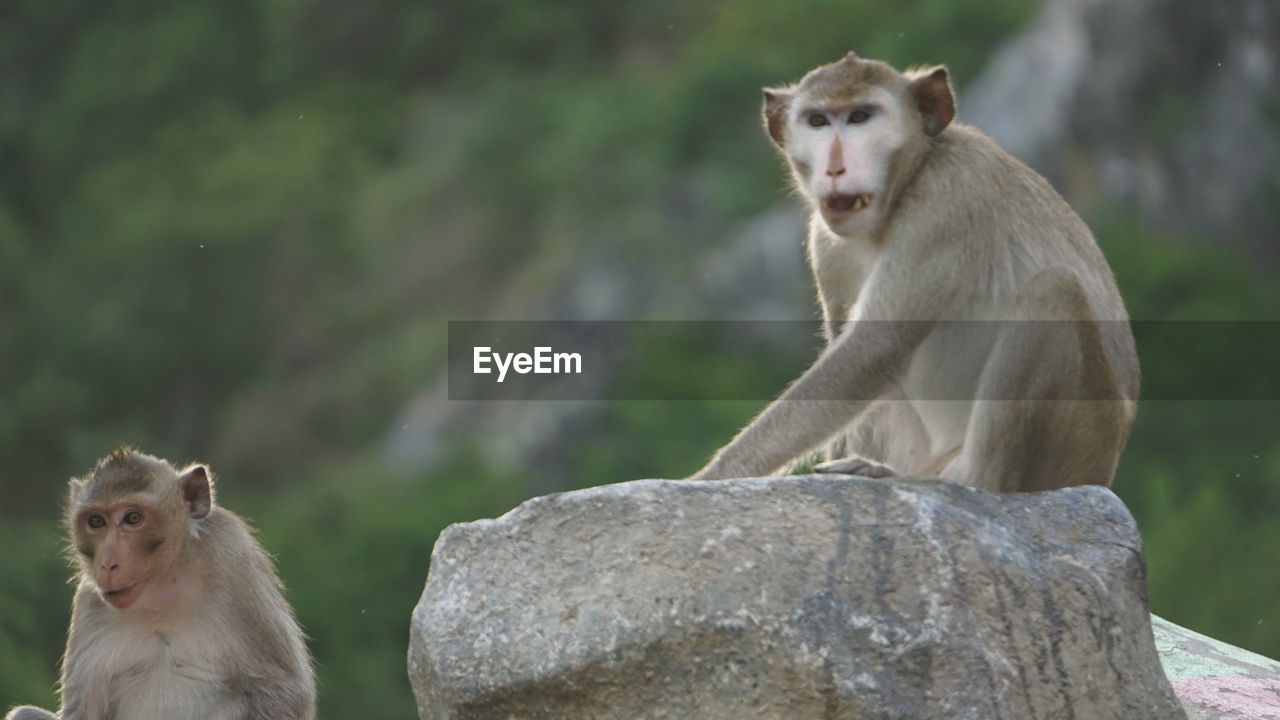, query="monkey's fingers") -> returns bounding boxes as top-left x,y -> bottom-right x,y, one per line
813,456 -> 897,478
